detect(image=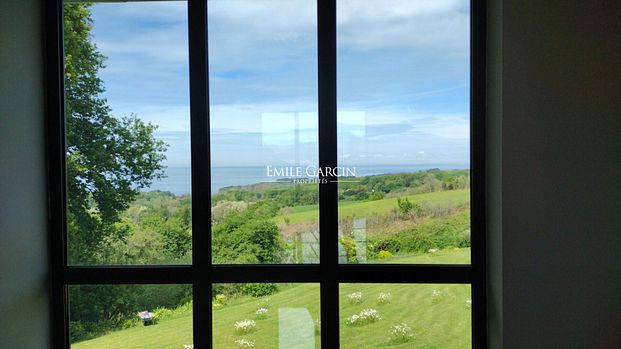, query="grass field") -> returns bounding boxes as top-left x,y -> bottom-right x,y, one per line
72,249 -> 471,349
276,189 -> 470,224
